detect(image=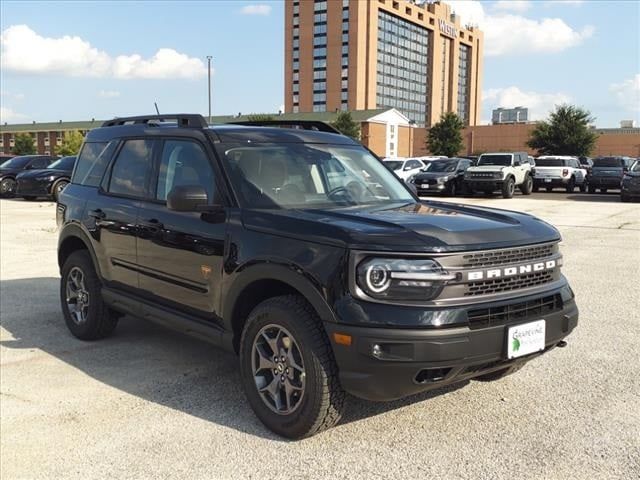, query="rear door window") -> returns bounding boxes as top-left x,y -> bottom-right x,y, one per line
107,139 -> 154,198
72,142 -> 117,186
29,157 -> 50,169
